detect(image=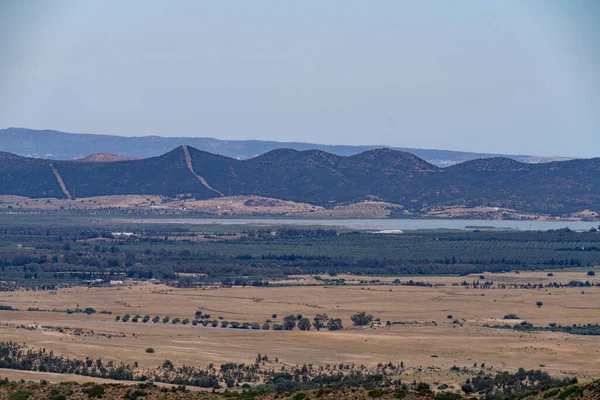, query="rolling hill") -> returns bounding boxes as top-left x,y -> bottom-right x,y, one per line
0,146 -> 598,215
0,127 -> 572,167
